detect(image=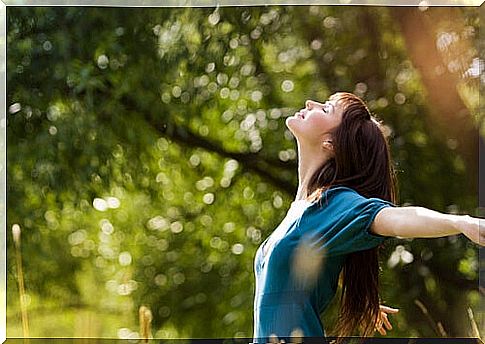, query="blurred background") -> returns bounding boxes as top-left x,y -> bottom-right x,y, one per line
6,5 -> 484,339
